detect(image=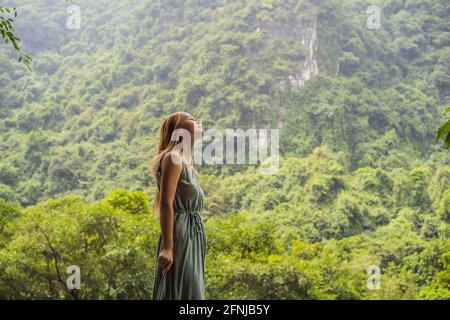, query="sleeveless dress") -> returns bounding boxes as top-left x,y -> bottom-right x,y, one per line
152,159 -> 206,300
